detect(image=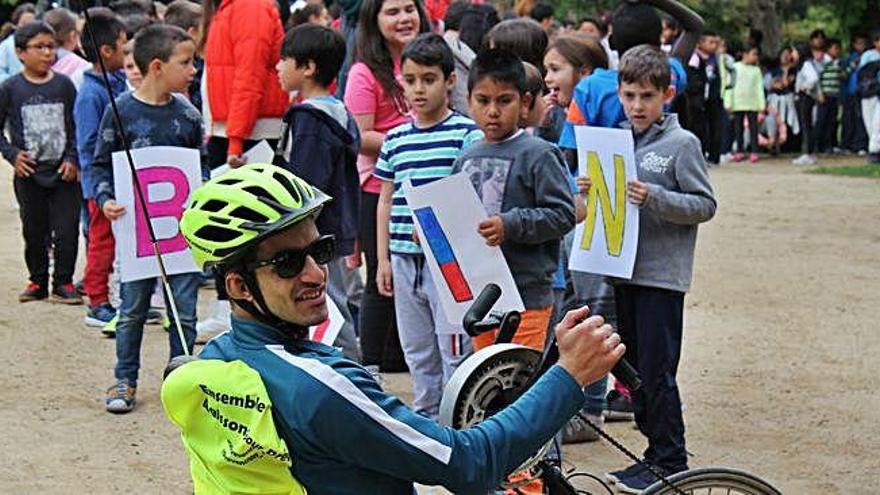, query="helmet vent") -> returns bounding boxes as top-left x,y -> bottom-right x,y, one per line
273,172 -> 302,203
195,225 -> 241,242
201,199 -> 227,212
243,185 -> 274,203
217,178 -> 239,185
231,206 -> 270,223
